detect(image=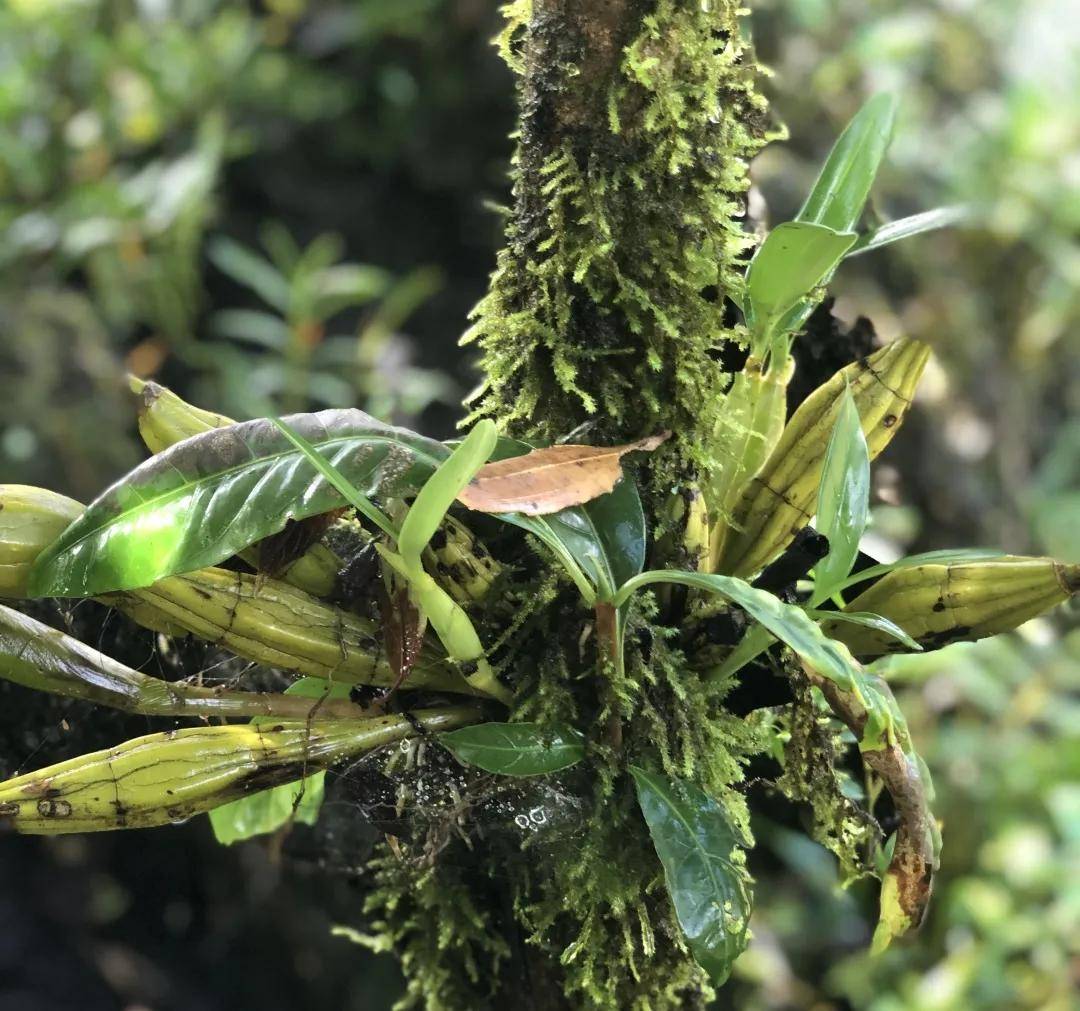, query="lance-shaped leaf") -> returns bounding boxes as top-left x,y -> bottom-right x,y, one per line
28,410 -> 448,597
812,387 -> 871,601
631,768 -> 752,986
805,609 -> 922,652
536,478 -> 647,601
457,433 -> 667,516
797,93 -> 898,234
441,721 -> 586,776
848,206 -> 969,258
0,706 -> 479,835
712,605 -> 922,683
129,385 -> 345,598
270,417 -> 397,537
615,570 -> 864,693
636,572 -> 936,951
